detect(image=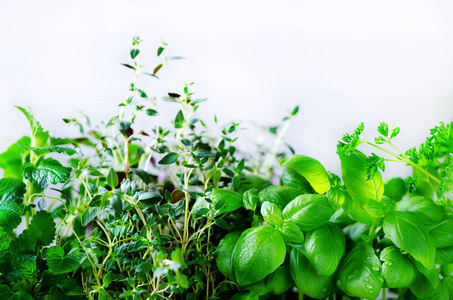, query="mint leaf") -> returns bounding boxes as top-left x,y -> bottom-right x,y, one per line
19,144 -> 77,156
0,178 -> 26,232
13,255 -> 37,281
46,246 -> 80,274
0,136 -> 30,178
28,211 -> 56,246
21,158 -> 71,188
0,177 -> 26,203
